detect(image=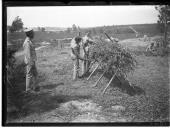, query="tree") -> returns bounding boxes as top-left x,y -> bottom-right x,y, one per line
37,27 -> 41,31
77,26 -> 81,31
41,27 -> 45,32
72,24 -> 77,32
66,27 -> 71,33
9,16 -> 23,33
37,27 -> 45,32
155,5 -> 170,47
